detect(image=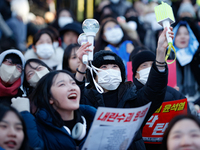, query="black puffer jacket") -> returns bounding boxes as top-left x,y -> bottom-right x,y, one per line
79,62 -> 168,150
